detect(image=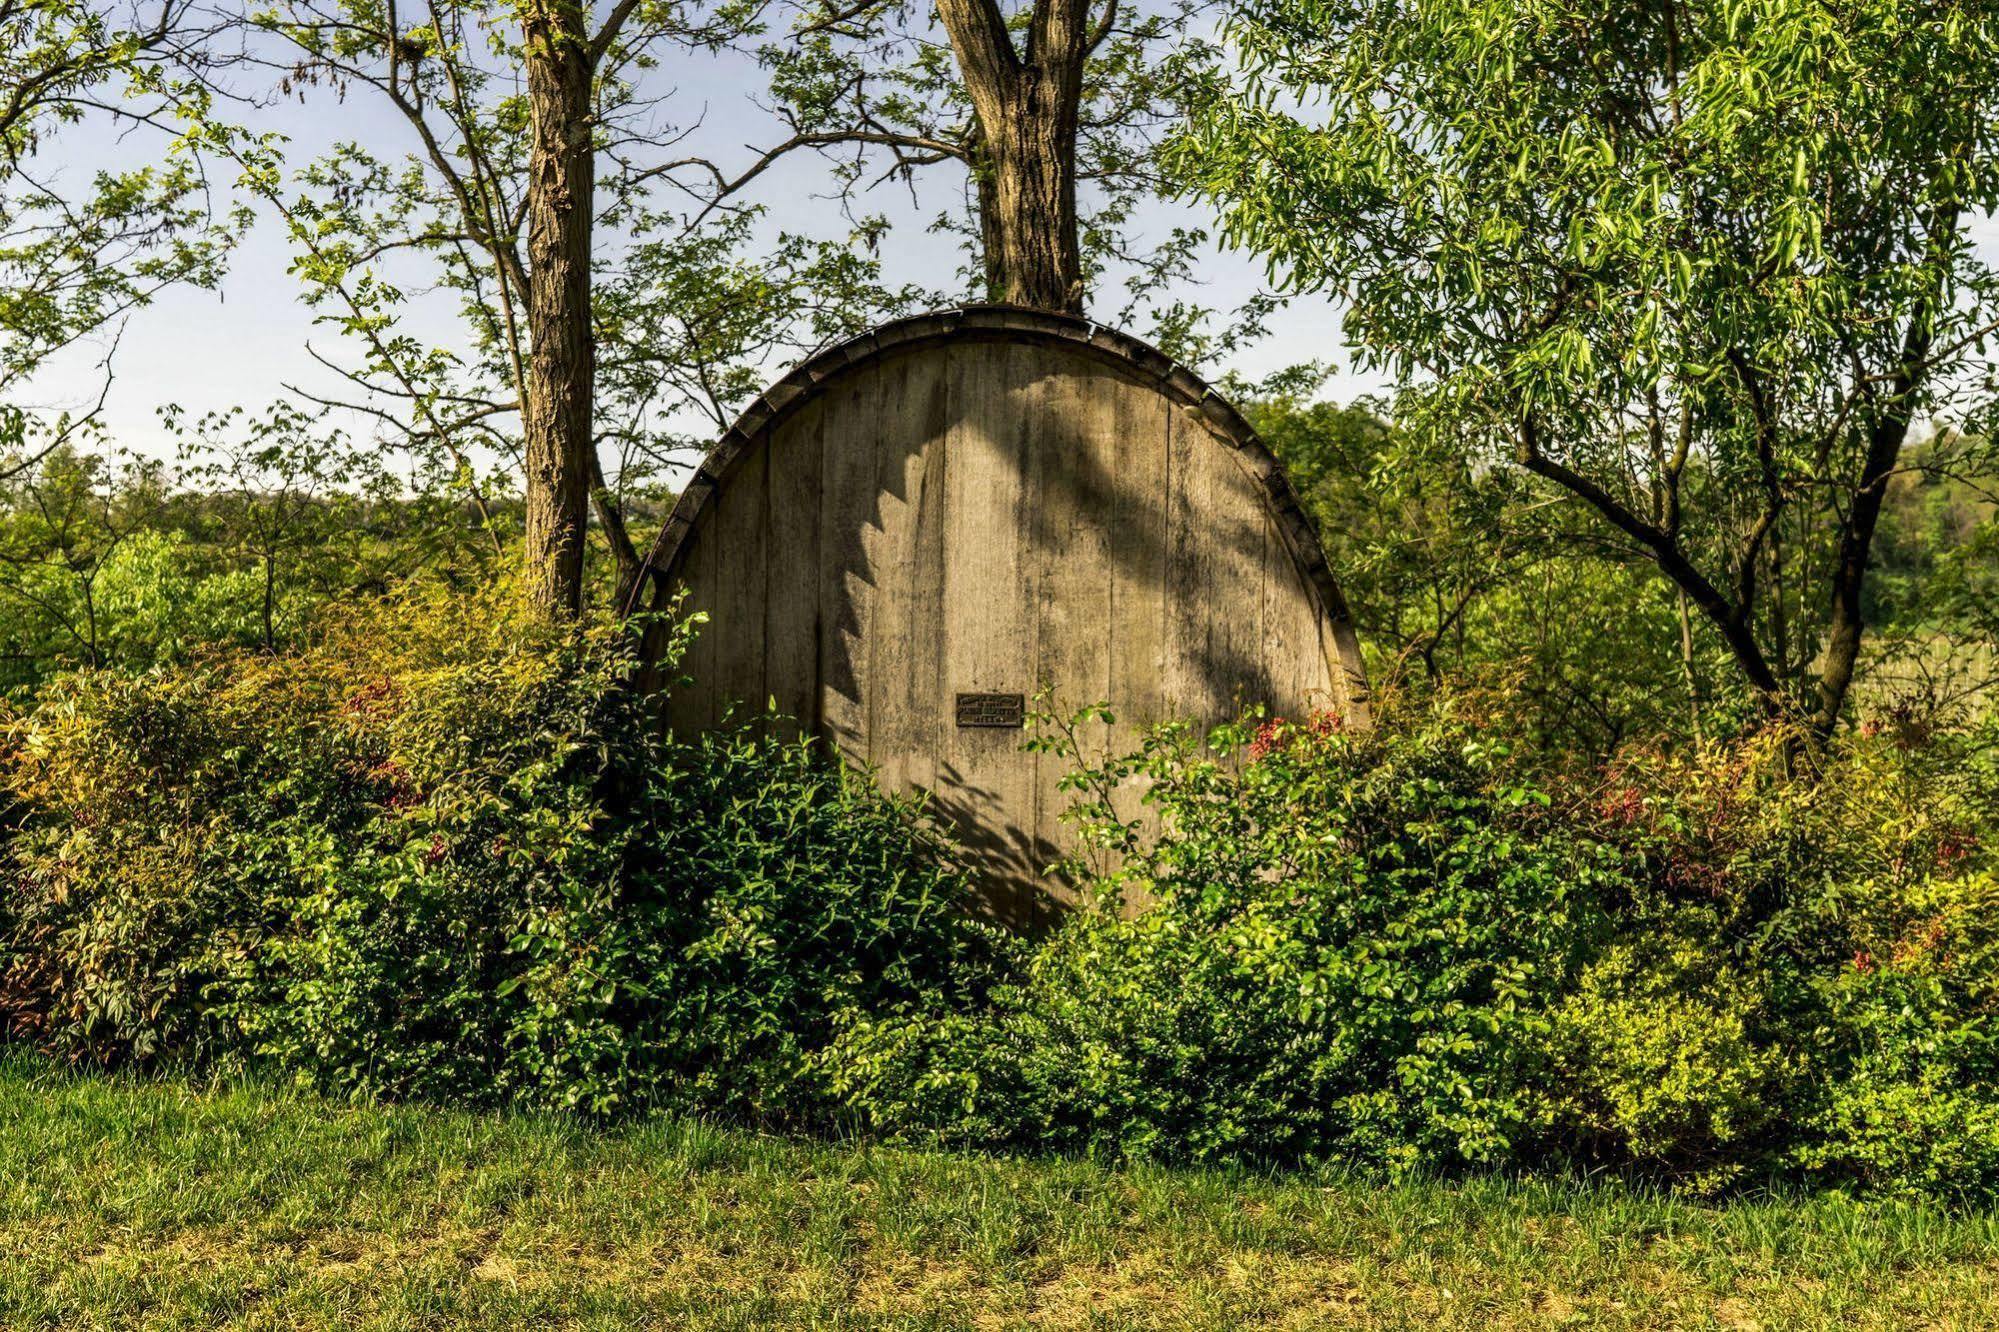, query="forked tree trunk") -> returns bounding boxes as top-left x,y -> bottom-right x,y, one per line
938,0 -> 1091,313
521,0 -> 596,615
